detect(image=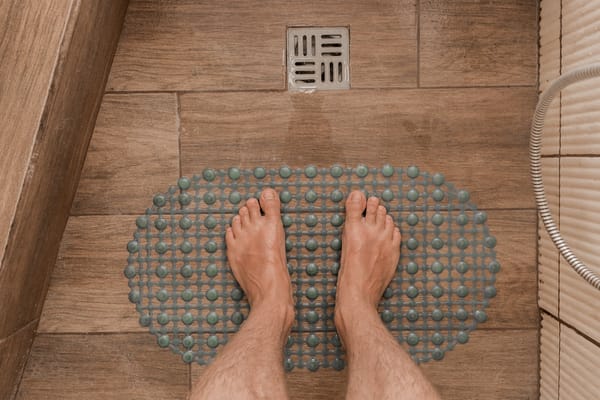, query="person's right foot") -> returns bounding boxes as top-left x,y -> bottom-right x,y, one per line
225,189 -> 294,323
334,191 -> 401,340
